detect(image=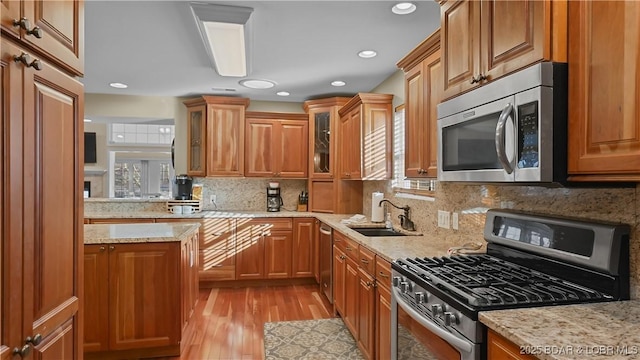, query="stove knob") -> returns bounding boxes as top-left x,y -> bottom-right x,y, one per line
414,292 -> 426,304
392,276 -> 401,287
431,304 -> 443,317
400,282 -> 409,293
444,312 -> 459,326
